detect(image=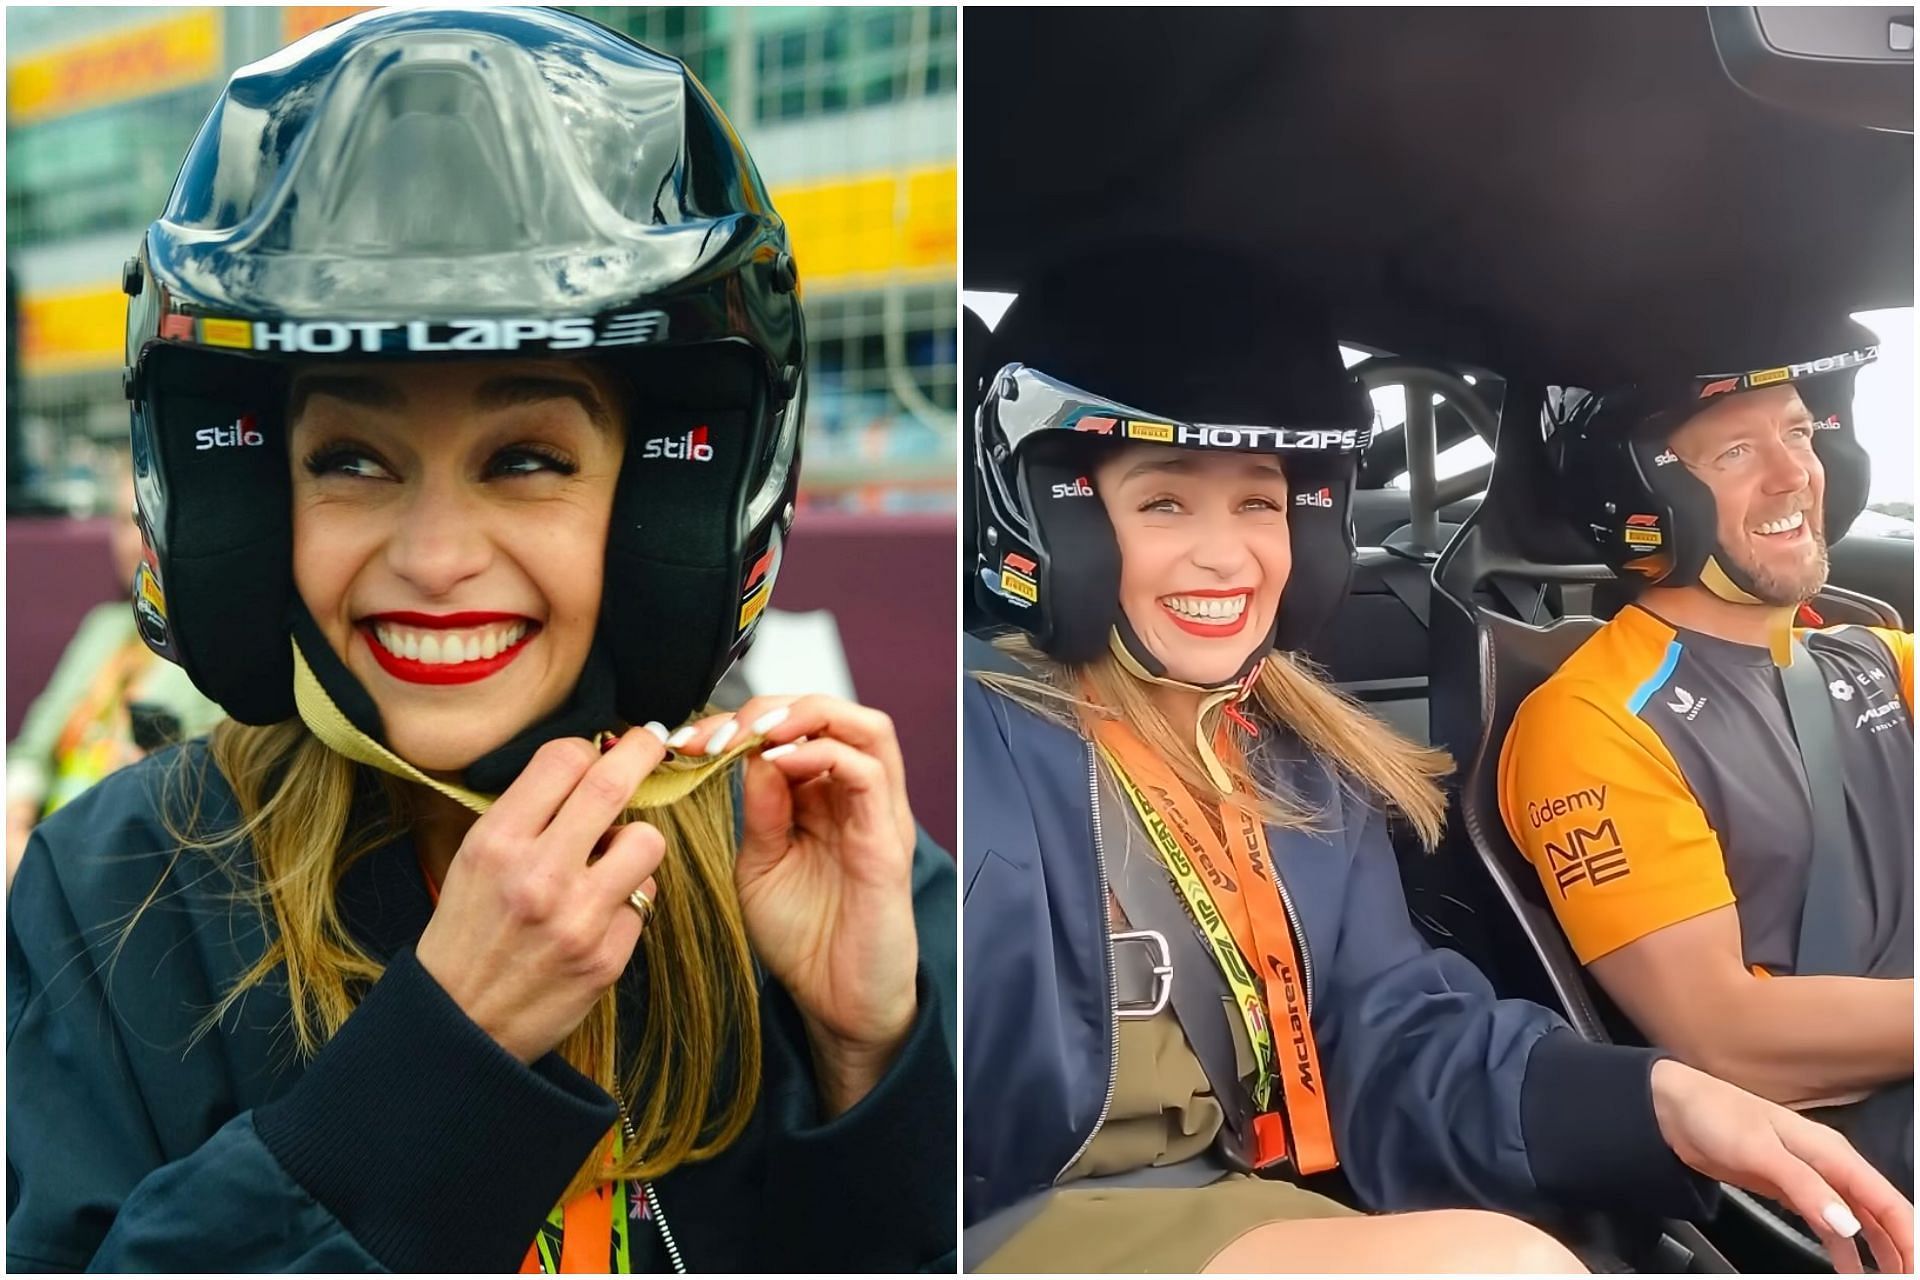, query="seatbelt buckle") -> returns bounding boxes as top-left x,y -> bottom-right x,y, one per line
1250,1112 -> 1290,1169
1111,929 -> 1174,1019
